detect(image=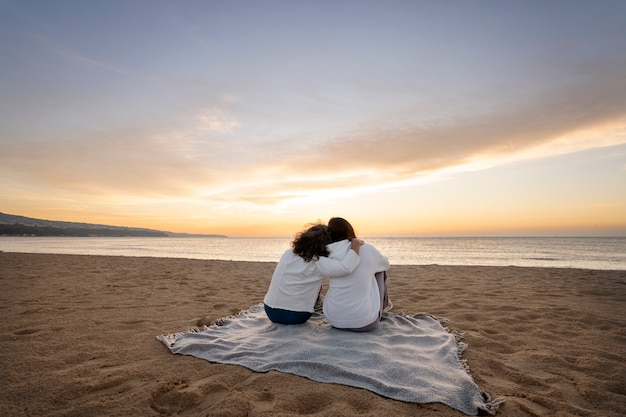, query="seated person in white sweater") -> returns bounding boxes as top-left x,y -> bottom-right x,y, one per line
323,217 -> 391,332
264,223 -> 363,324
